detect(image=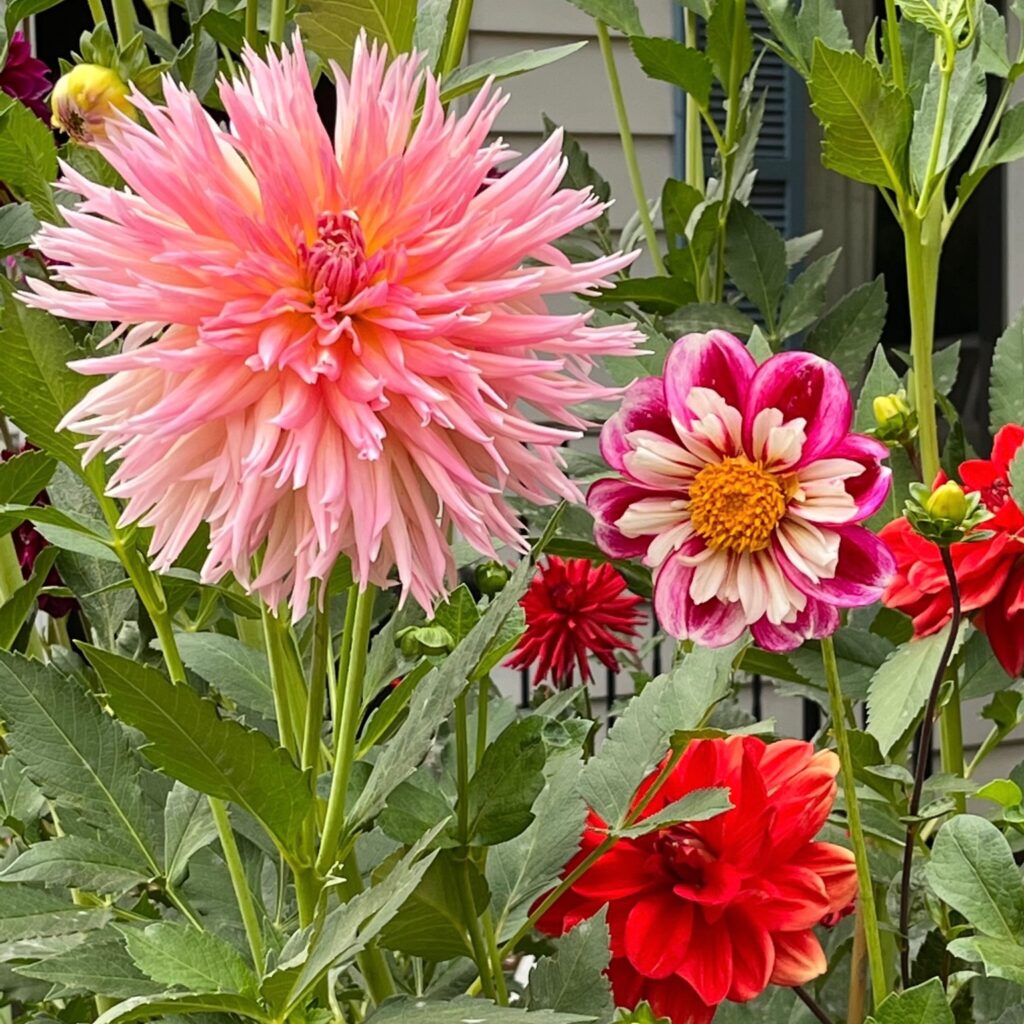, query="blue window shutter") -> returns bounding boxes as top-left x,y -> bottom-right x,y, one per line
672,2 -> 806,237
